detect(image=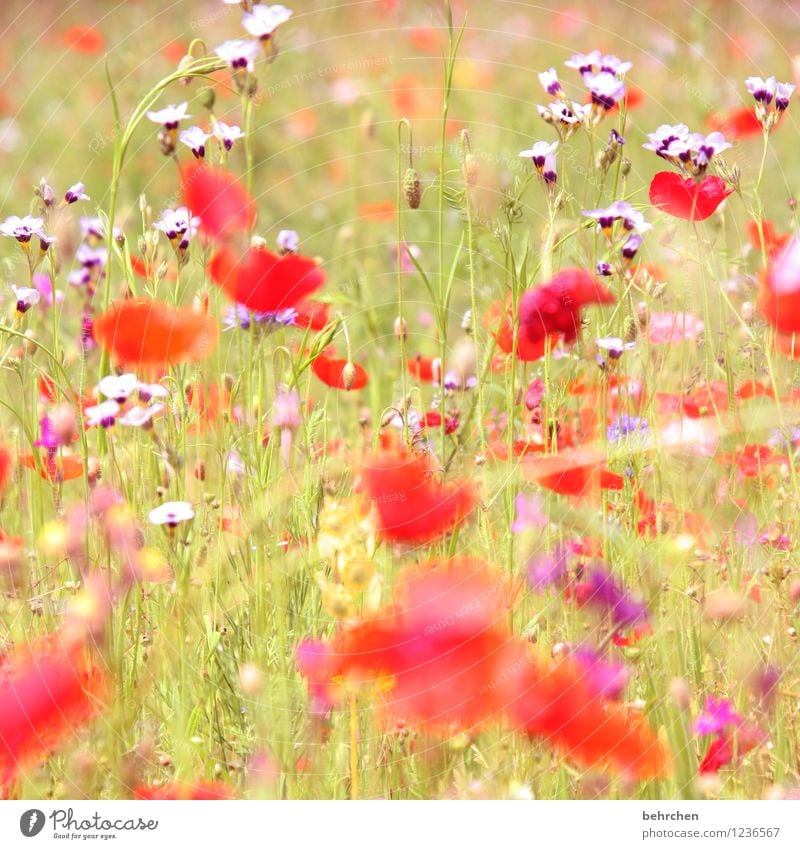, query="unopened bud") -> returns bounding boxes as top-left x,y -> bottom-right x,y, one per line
404,167 -> 422,209
394,316 -> 407,340
342,362 -> 356,391
463,153 -> 479,185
